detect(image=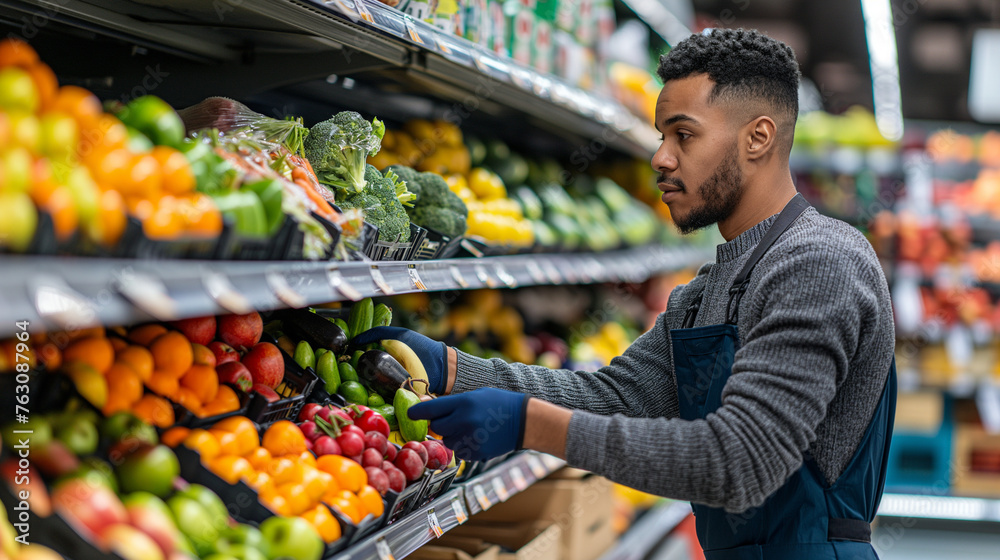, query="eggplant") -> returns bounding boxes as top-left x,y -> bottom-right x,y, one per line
278,308 -> 348,354
356,350 -> 411,400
